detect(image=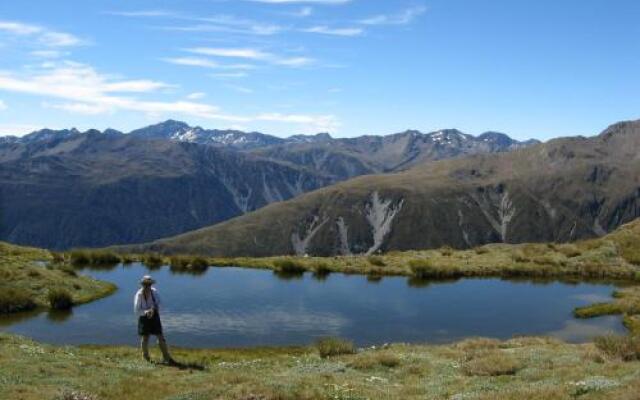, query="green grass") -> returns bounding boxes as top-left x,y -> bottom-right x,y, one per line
0,242 -> 116,313
3,333 -> 640,400
315,337 -> 355,358
70,250 -> 121,267
367,255 -> 386,267
125,219 -> 640,286
169,255 -> 210,273
142,254 -> 164,269
0,288 -> 36,313
273,259 -> 306,274
594,334 -> 640,361
47,288 -> 74,310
